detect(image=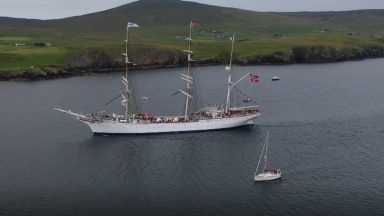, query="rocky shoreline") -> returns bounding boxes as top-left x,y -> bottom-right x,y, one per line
1,45 -> 384,81
239,45 -> 384,65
